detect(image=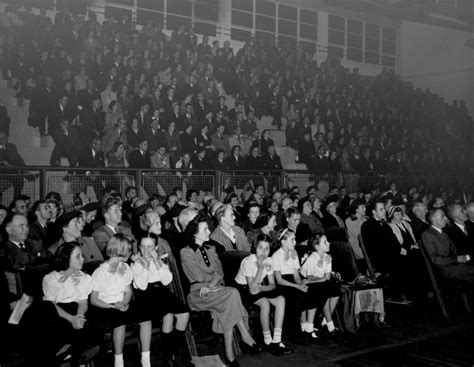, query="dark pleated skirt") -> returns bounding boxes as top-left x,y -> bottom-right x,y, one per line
235,283 -> 282,306
134,282 -> 190,321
